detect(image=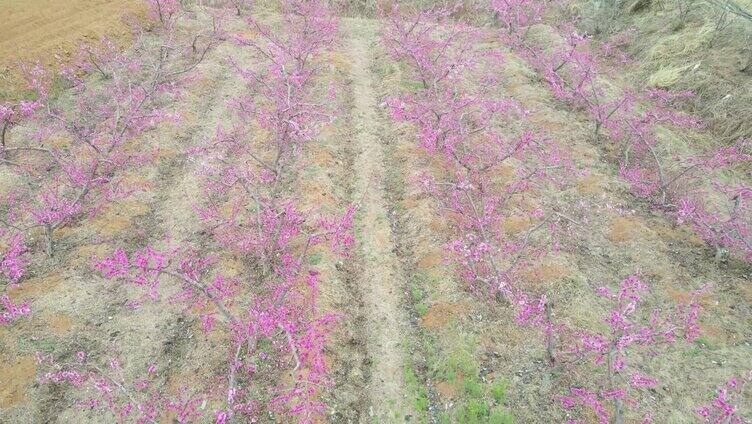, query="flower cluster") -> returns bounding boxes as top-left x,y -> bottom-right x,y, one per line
560,276 -> 703,423
37,351 -> 206,424
696,374 -> 751,424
